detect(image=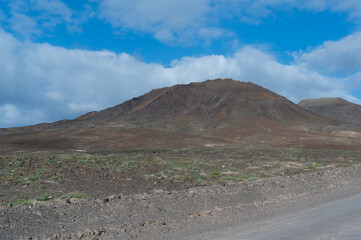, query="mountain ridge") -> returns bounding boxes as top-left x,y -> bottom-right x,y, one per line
298,97 -> 361,125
